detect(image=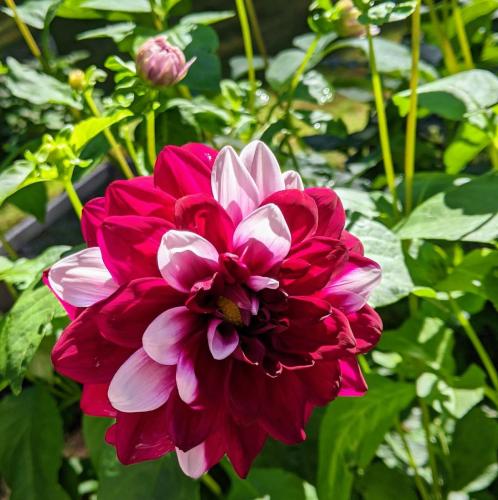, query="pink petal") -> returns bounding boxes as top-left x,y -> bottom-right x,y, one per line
246,275 -> 279,291
81,197 -> 106,247
211,145 -> 260,225
282,170 -> 304,190
324,255 -> 382,313
338,357 -> 368,396
81,383 -> 116,417
108,348 -> 176,412
48,247 -> 118,307
239,141 -> 284,200
157,230 -> 219,292
143,307 -> 202,365
176,345 -> 199,405
233,204 -> 291,274
305,187 -> 346,238
176,431 -> 225,478
207,319 -> 239,360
